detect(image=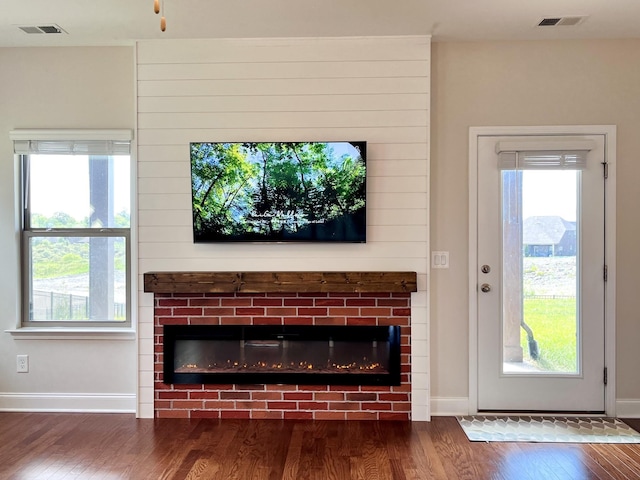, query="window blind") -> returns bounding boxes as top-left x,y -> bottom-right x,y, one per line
497,151 -> 589,170
495,138 -> 595,171
10,129 -> 132,155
